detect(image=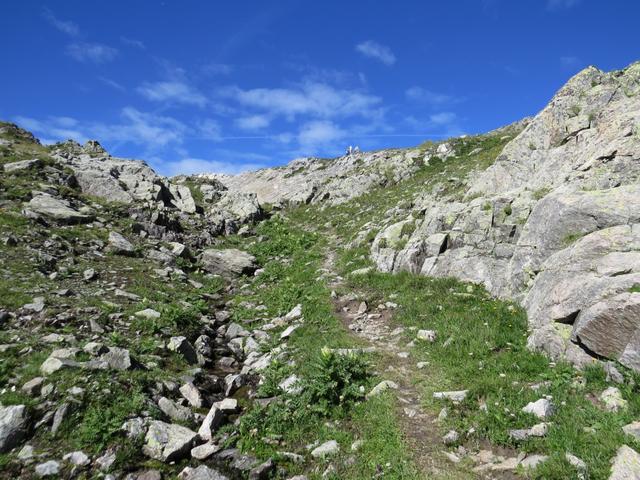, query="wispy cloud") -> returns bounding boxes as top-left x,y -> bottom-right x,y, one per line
137,81 -> 207,107
297,120 -> 347,152
14,115 -> 87,144
203,63 -> 233,75
405,87 -> 462,105
66,43 -> 118,63
197,119 -> 223,141
42,8 -> 79,37
547,0 -> 581,10
429,112 -> 458,126
235,115 -> 270,131
120,36 -> 146,50
98,76 -> 125,91
222,81 -> 382,120
355,40 -> 396,66
15,108 -> 187,151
